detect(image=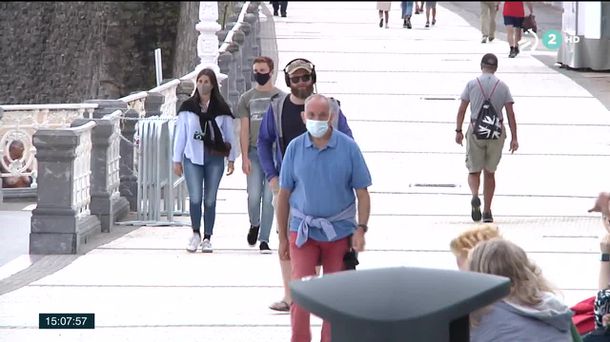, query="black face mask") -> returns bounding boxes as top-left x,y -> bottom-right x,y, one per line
253,72 -> 271,86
